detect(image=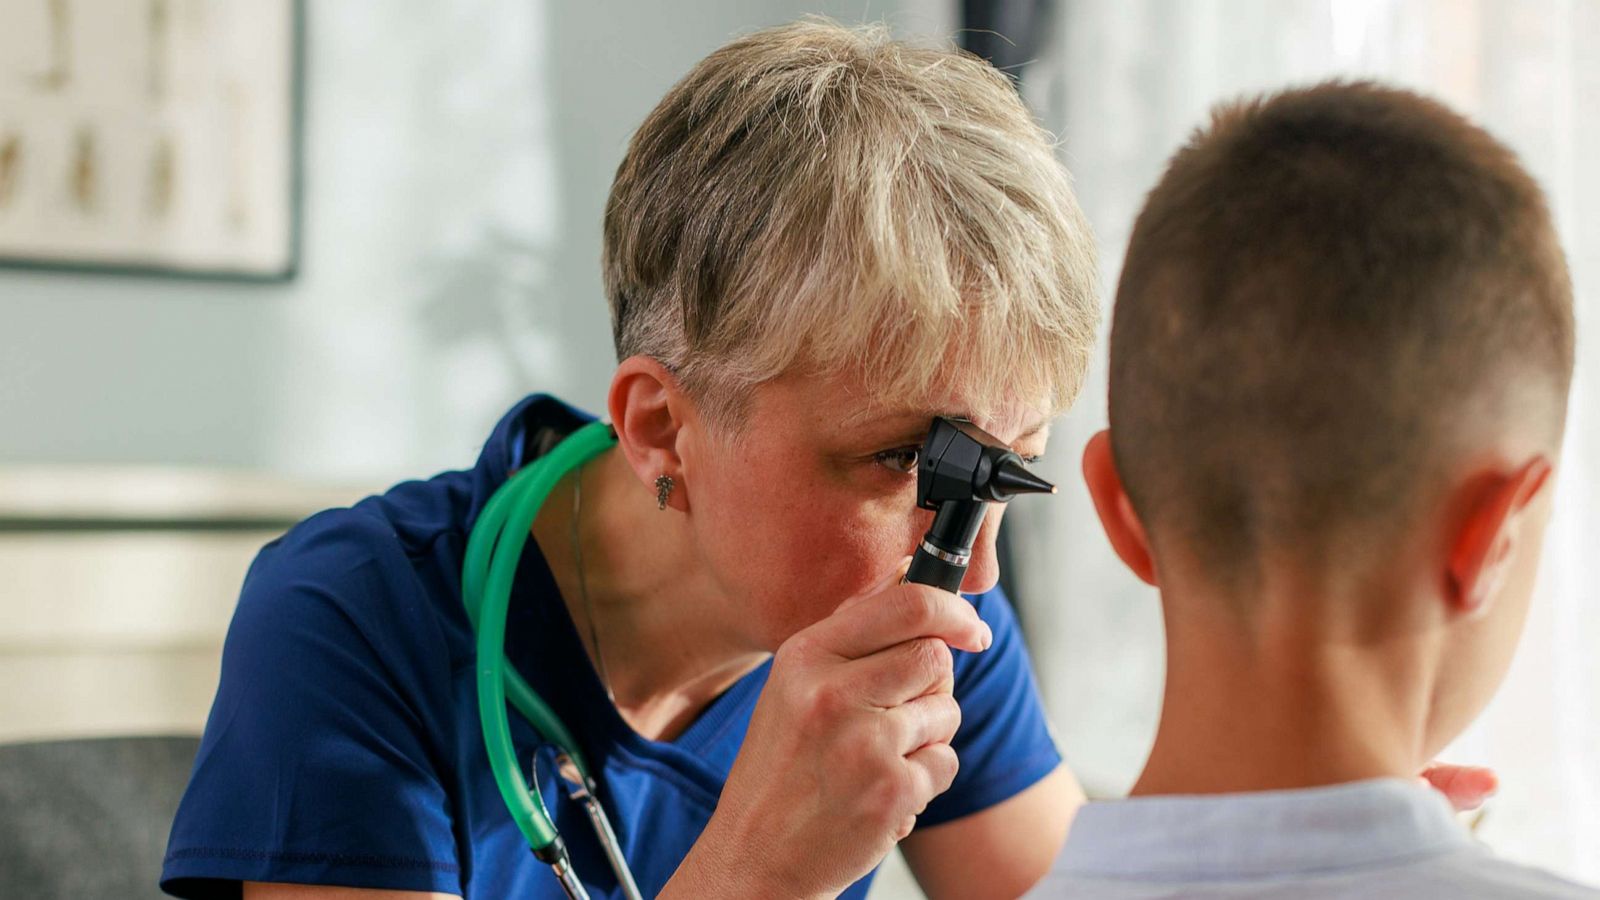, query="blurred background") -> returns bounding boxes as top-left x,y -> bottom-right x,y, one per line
1,0 -> 1595,896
